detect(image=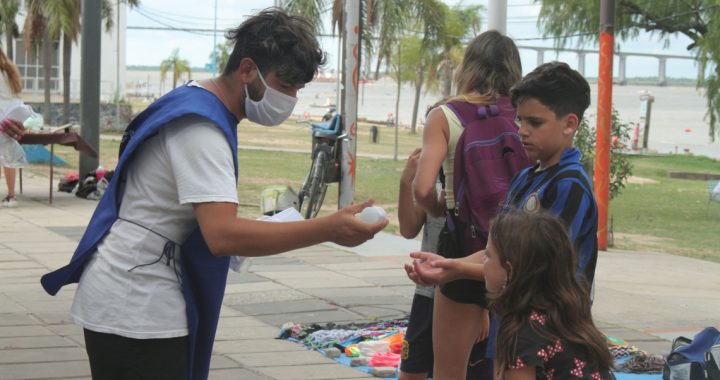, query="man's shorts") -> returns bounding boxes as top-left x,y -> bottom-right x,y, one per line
400,294 -> 493,378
